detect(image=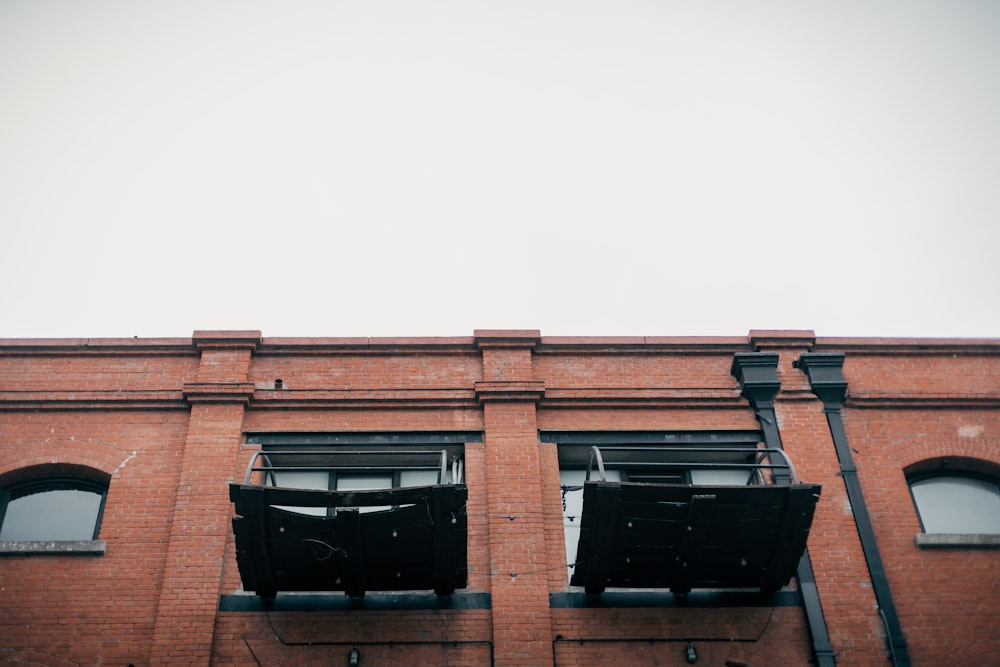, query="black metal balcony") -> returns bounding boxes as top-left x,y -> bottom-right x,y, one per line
230,449 -> 467,600
569,446 -> 821,595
